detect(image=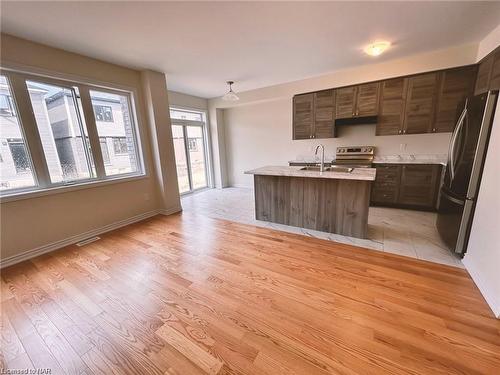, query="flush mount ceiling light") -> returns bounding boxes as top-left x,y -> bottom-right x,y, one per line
364,41 -> 391,57
222,81 -> 239,101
